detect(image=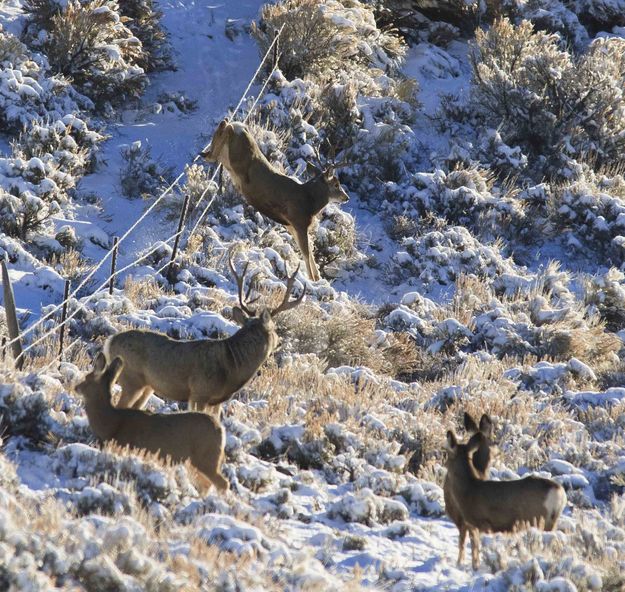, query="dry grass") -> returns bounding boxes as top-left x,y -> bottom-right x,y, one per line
122,275 -> 173,309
